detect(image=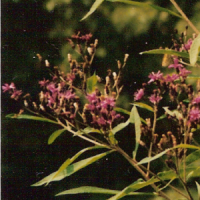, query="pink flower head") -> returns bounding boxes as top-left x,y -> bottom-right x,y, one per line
97,117 -> 106,126
2,82 -> 15,92
46,82 -> 58,93
192,96 -> 200,105
149,94 -> 162,104
148,71 -> 163,84
189,108 -> 200,122
164,74 -> 179,83
63,90 -> 75,100
134,88 -> 144,101
101,97 -> 115,109
11,90 -> 22,100
179,68 -> 191,78
87,92 -> 98,104
66,73 -> 75,83
182,38 -> 193,51
168,57 -> 183,69
38,78 -> 49,87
